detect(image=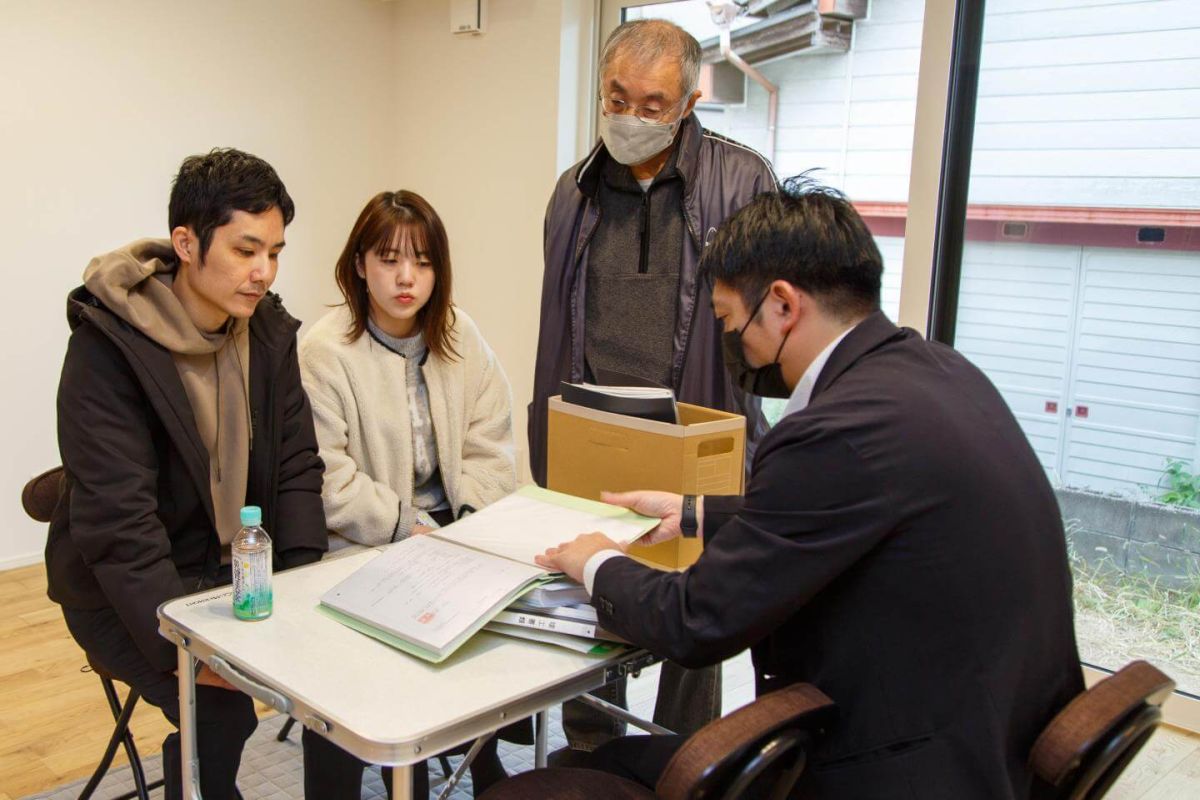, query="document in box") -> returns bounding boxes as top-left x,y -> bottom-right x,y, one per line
318,485 -> 659,662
